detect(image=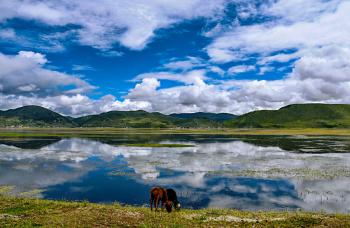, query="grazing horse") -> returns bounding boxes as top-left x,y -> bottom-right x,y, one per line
150,187 -> 172,212
166,188 -> 181,210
